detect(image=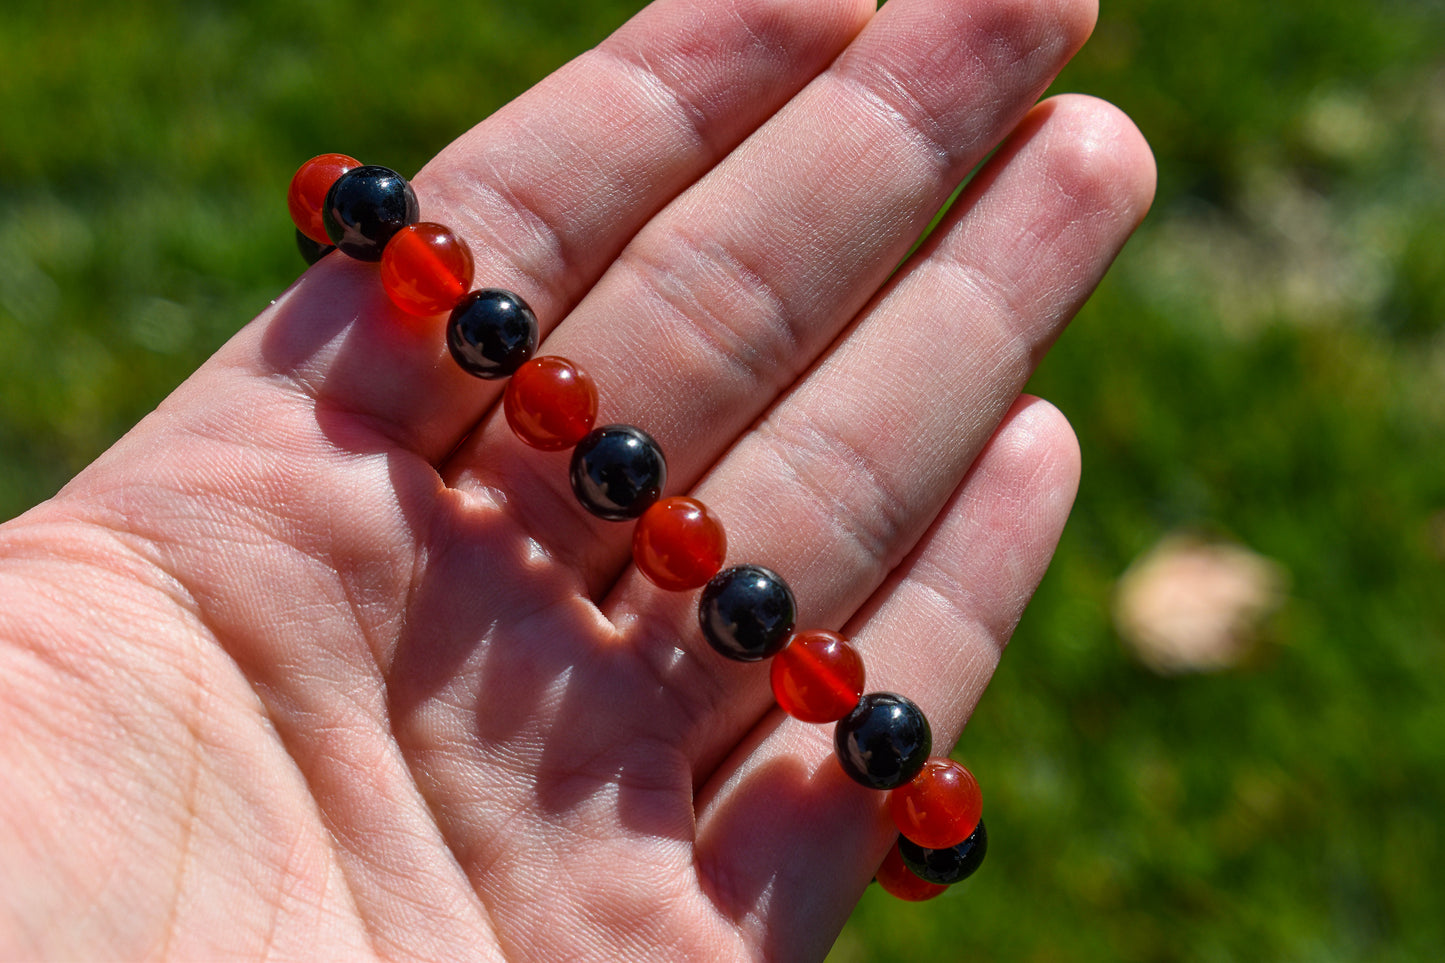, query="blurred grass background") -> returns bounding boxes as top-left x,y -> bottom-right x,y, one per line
2,0 -> 1442,959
